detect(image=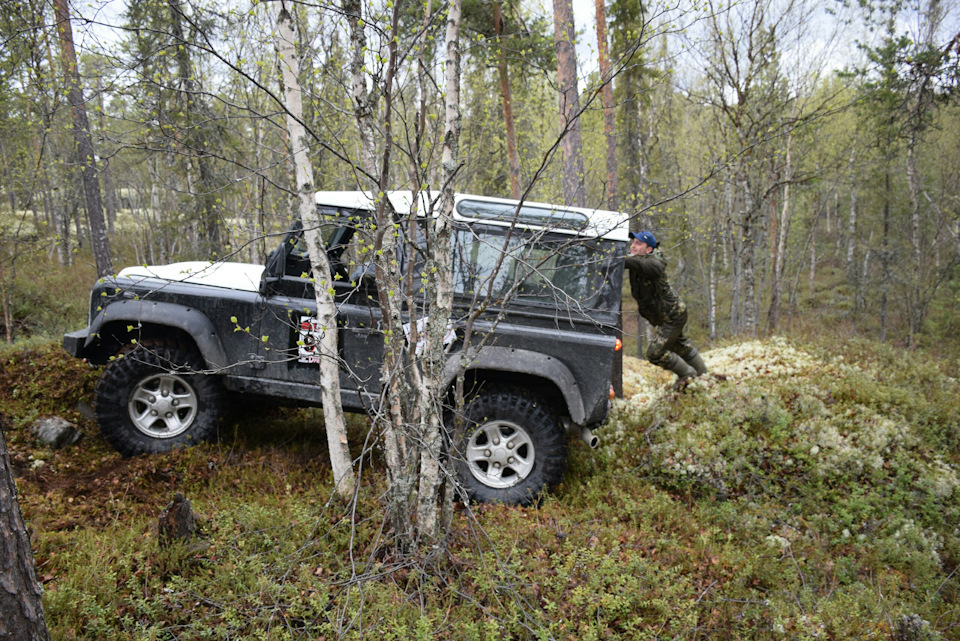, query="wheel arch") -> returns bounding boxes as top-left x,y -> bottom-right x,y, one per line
81,300 -> 228,369
443,346 -> 586,424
